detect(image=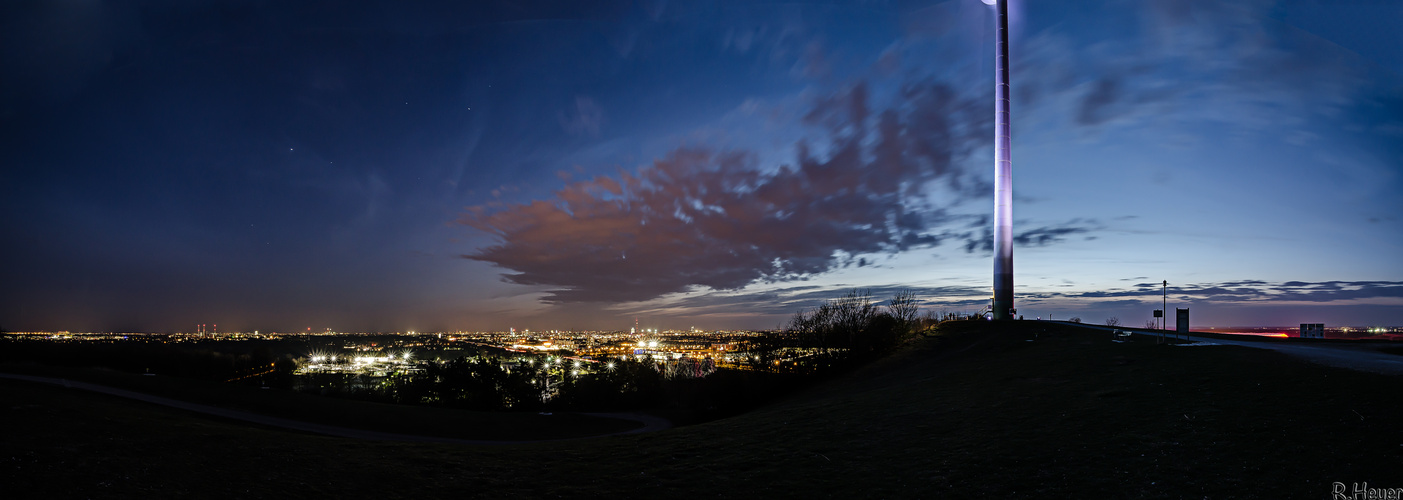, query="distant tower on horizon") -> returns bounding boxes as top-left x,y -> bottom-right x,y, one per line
990,0 -> 1015,320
